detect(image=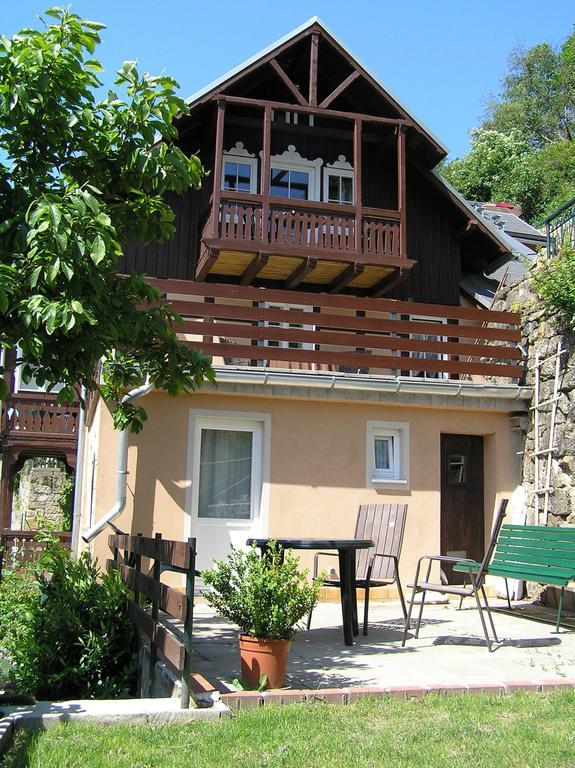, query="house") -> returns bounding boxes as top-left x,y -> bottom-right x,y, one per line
76,19 -> 531,587
0,348 -> 79,566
